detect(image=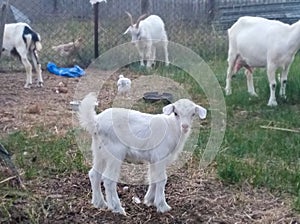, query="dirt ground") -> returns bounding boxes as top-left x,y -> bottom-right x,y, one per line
0,70 -> 300,223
